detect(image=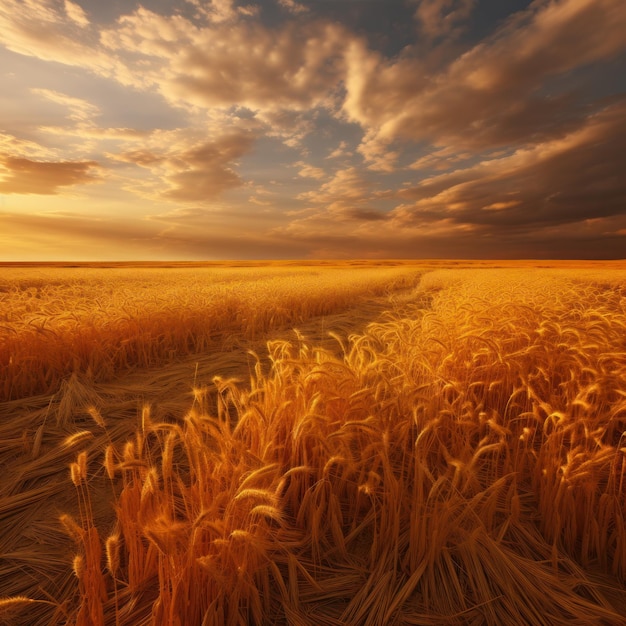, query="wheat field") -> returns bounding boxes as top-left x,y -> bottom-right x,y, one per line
1,261 -> 625,625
